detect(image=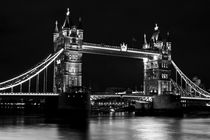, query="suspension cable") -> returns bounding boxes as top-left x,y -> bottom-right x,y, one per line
0,54 -> 52,85
43,69 -> 46,93
20,83 -> 22,93
28,79 -> 31,93
36,74 -> 39,93
172,60 -> 210,97
45,67 -> 48,92
0,49 -> 63,91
